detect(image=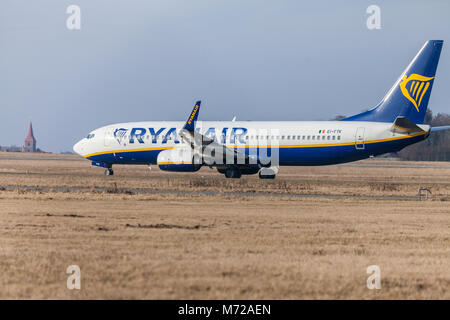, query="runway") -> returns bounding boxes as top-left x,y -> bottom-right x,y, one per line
340,163 -> 450,169
0,184 -> 443,201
